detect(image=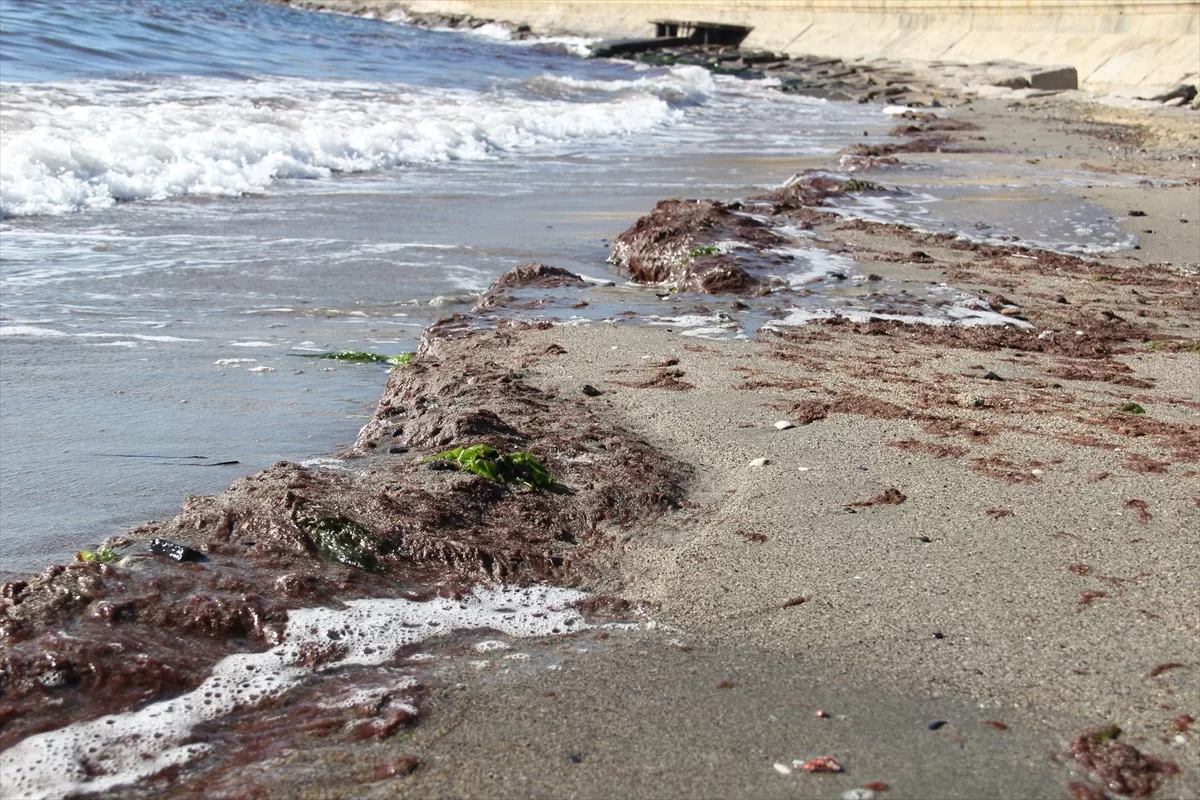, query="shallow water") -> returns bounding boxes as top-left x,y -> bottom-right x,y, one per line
0,1 -> 1137,571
